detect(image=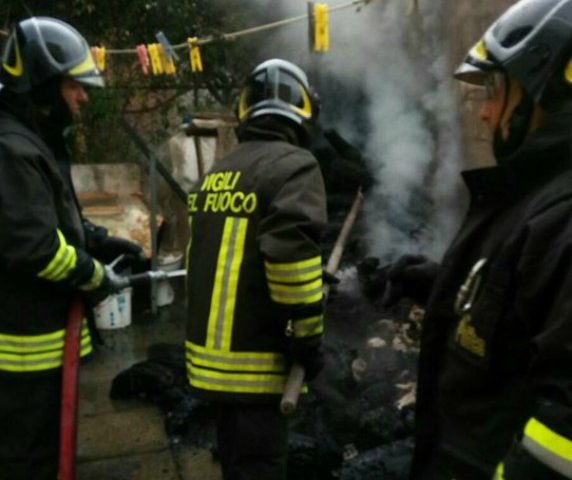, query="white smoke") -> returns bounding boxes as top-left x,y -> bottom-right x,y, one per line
244,0 -> 465,262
